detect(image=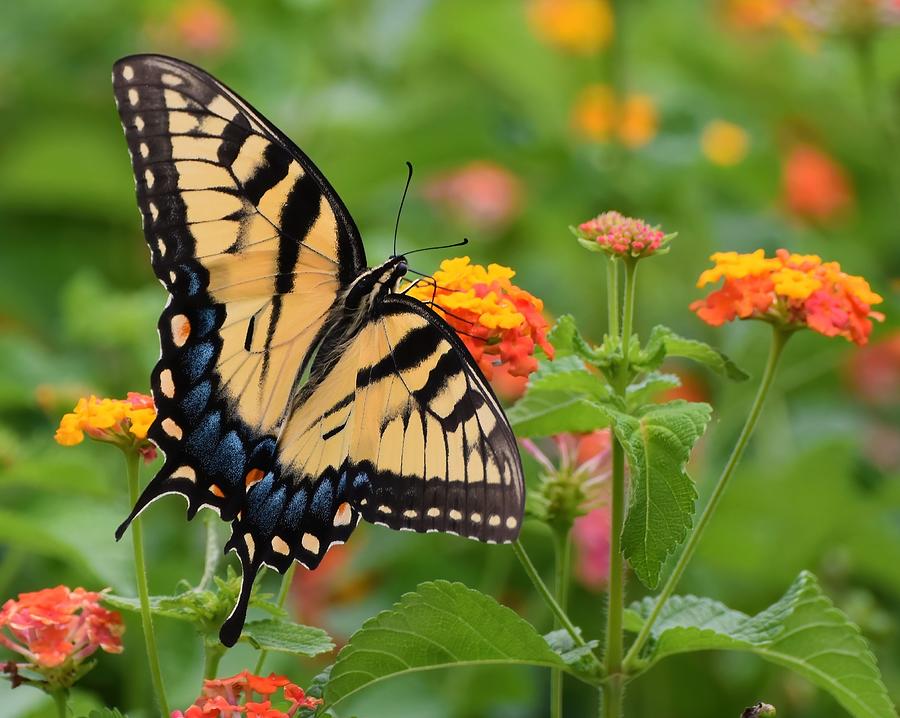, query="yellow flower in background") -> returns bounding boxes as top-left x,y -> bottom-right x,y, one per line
528,0 -> 614,54
618,95 -> 658,149
55,393 -> 157,460
572,84 -> 659,148
701,120 -> 750,166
